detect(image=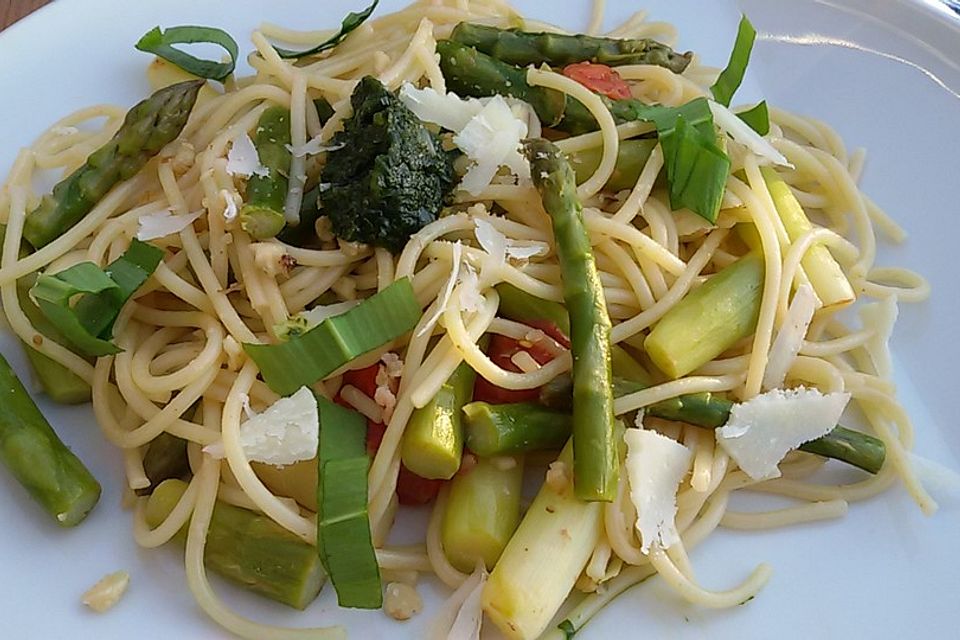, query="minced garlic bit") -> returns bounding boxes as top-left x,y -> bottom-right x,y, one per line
222,335 -> 245,371
510,350 -> 541,373
384,582 -> 423,621
252,242 -> 287,278
545,460 -> 571,493
82,571 -> 130,613
490,456 -> 517,471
